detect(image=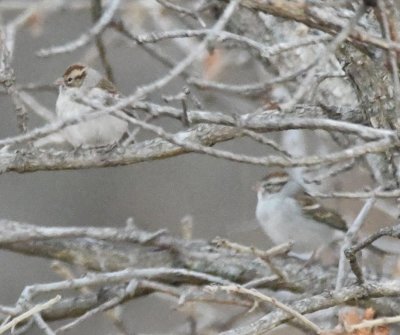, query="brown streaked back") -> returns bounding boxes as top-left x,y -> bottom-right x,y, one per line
96,77 -> 118,94
296,192 -> 348,231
